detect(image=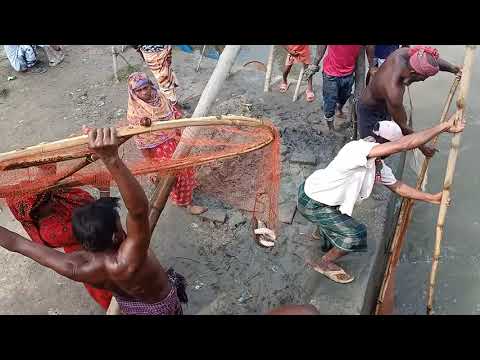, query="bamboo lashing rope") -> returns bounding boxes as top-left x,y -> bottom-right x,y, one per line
374,75 -> 461,315
427,45 -> 476,315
